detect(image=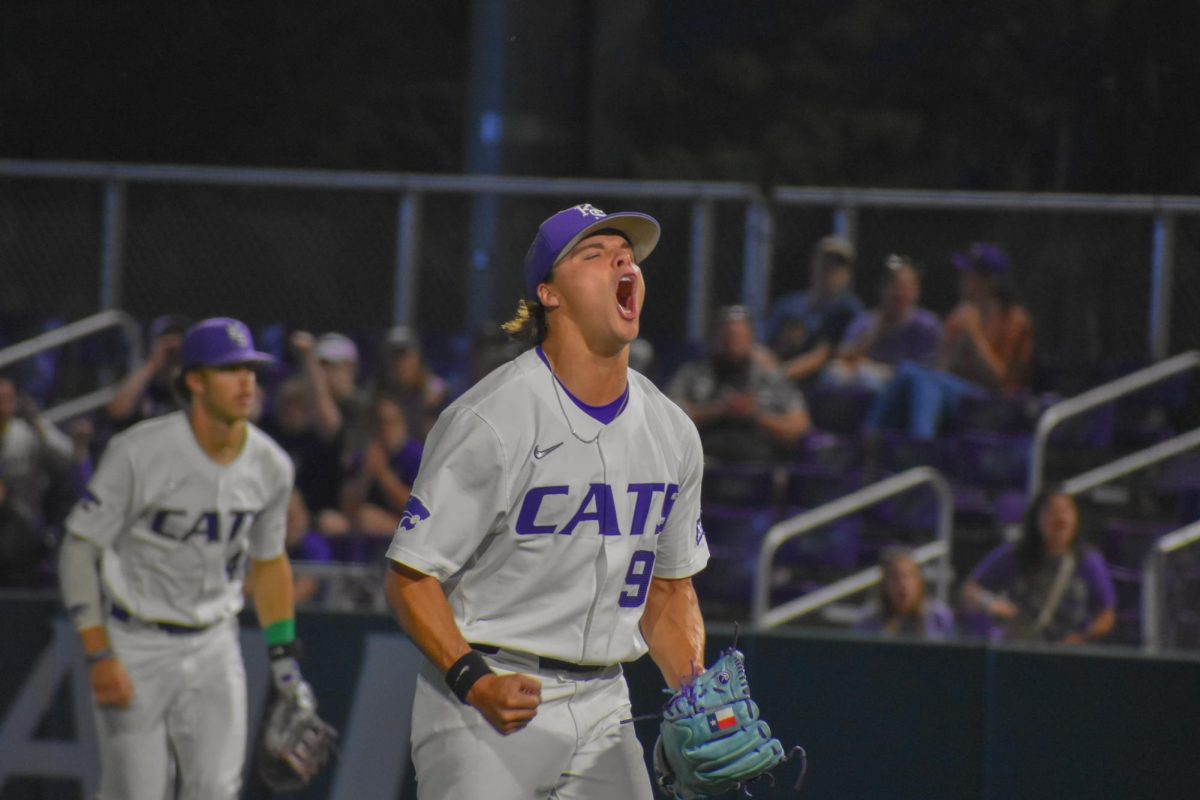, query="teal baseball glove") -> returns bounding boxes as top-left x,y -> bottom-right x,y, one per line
653,647 -> 802,798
